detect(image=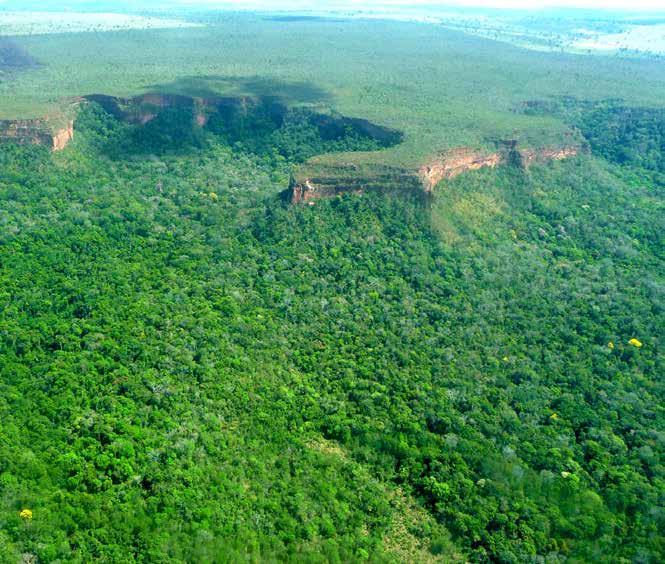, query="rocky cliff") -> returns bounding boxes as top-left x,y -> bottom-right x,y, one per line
517,145 -> 580,168
0,92 -> 287,153
418,142 -> 581,191
289,163 -> 423,204
289,141 -> 583,204
418,148 -> 505,193
0,119 -> 74,151
0,91 -> 582,195
51,121 -> 74,151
